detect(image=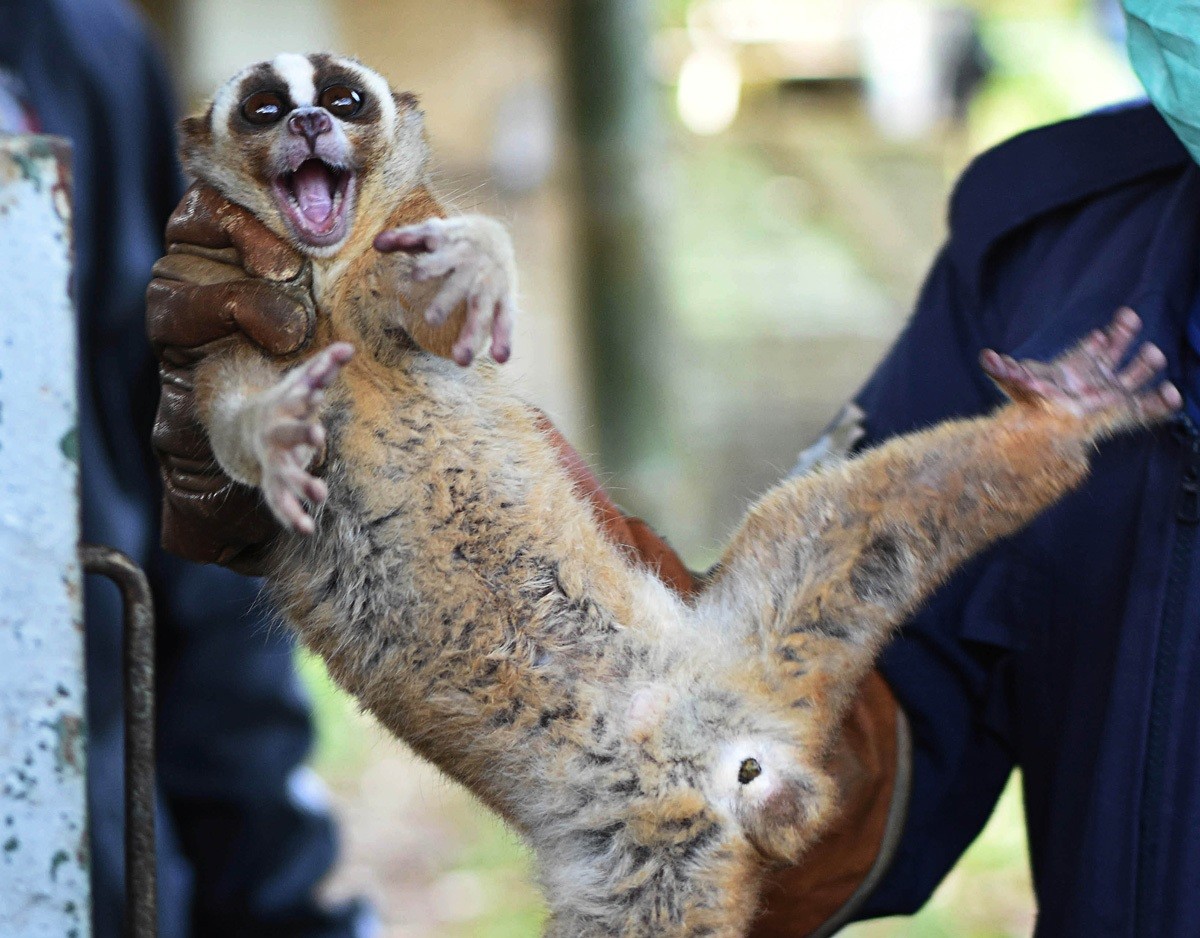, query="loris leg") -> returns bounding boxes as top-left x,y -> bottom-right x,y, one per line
196,342 -> 354,535
375,214 -> 517,365
699,309 -> 1179,736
